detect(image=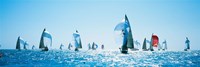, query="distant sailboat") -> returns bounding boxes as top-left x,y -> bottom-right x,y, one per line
32,45 -> 35,50
149,34 -> 159,51
60,44 -> 64,50
184,37 -> 190,51
68,43 -> 72,50
162,40 -> 167,51
16,36 -> 27,50
88,43 -> 91,50
142,38 -> 148,51
114,15 -> 135,53
39,28 -> 52,51
23,41 -> 29,50
72,30 -> 82,51
92,42 -> 98,50
101,44 -> 104,50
